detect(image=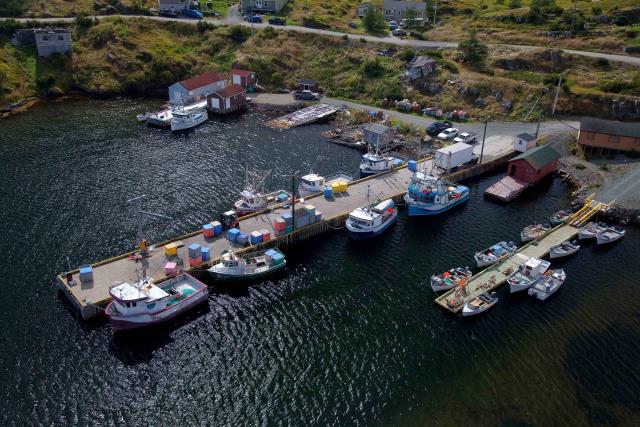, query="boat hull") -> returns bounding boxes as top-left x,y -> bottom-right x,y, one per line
209,261 -> 287,282
462,298 -> 498,317
596,233 -> 624,245
346,211 -> 398,240
405,192 -> 469,216
549,246 -> 579,259
171,113 -> 208,132
106,288 -> 208,331
509,280 -> 532,294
